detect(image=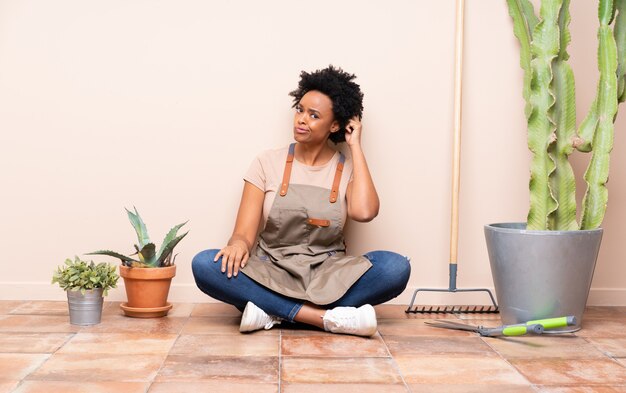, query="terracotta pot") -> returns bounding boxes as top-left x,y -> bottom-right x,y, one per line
119,265 -> 176,317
